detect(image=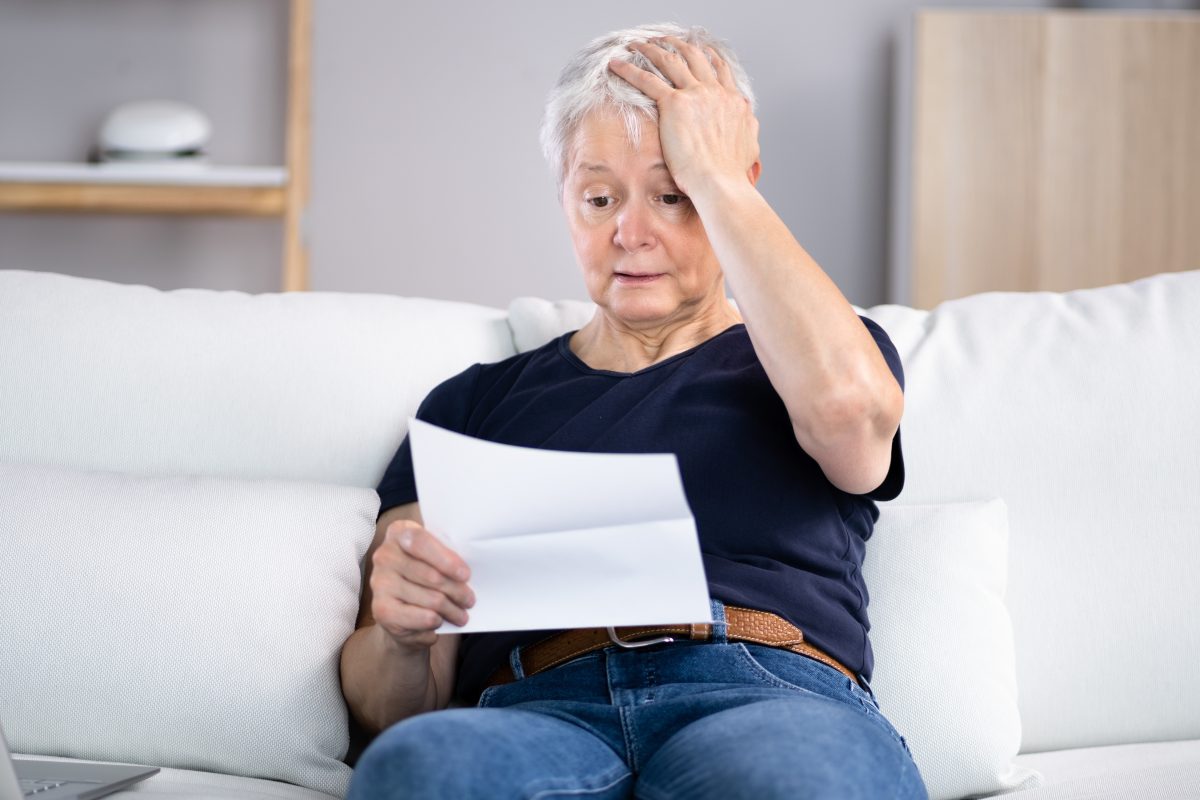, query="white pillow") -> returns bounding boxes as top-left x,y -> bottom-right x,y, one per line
0,462 -> 379,798
508,296 -> 596,352
0,269 -> 515,488
865,499 -> 1042,800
